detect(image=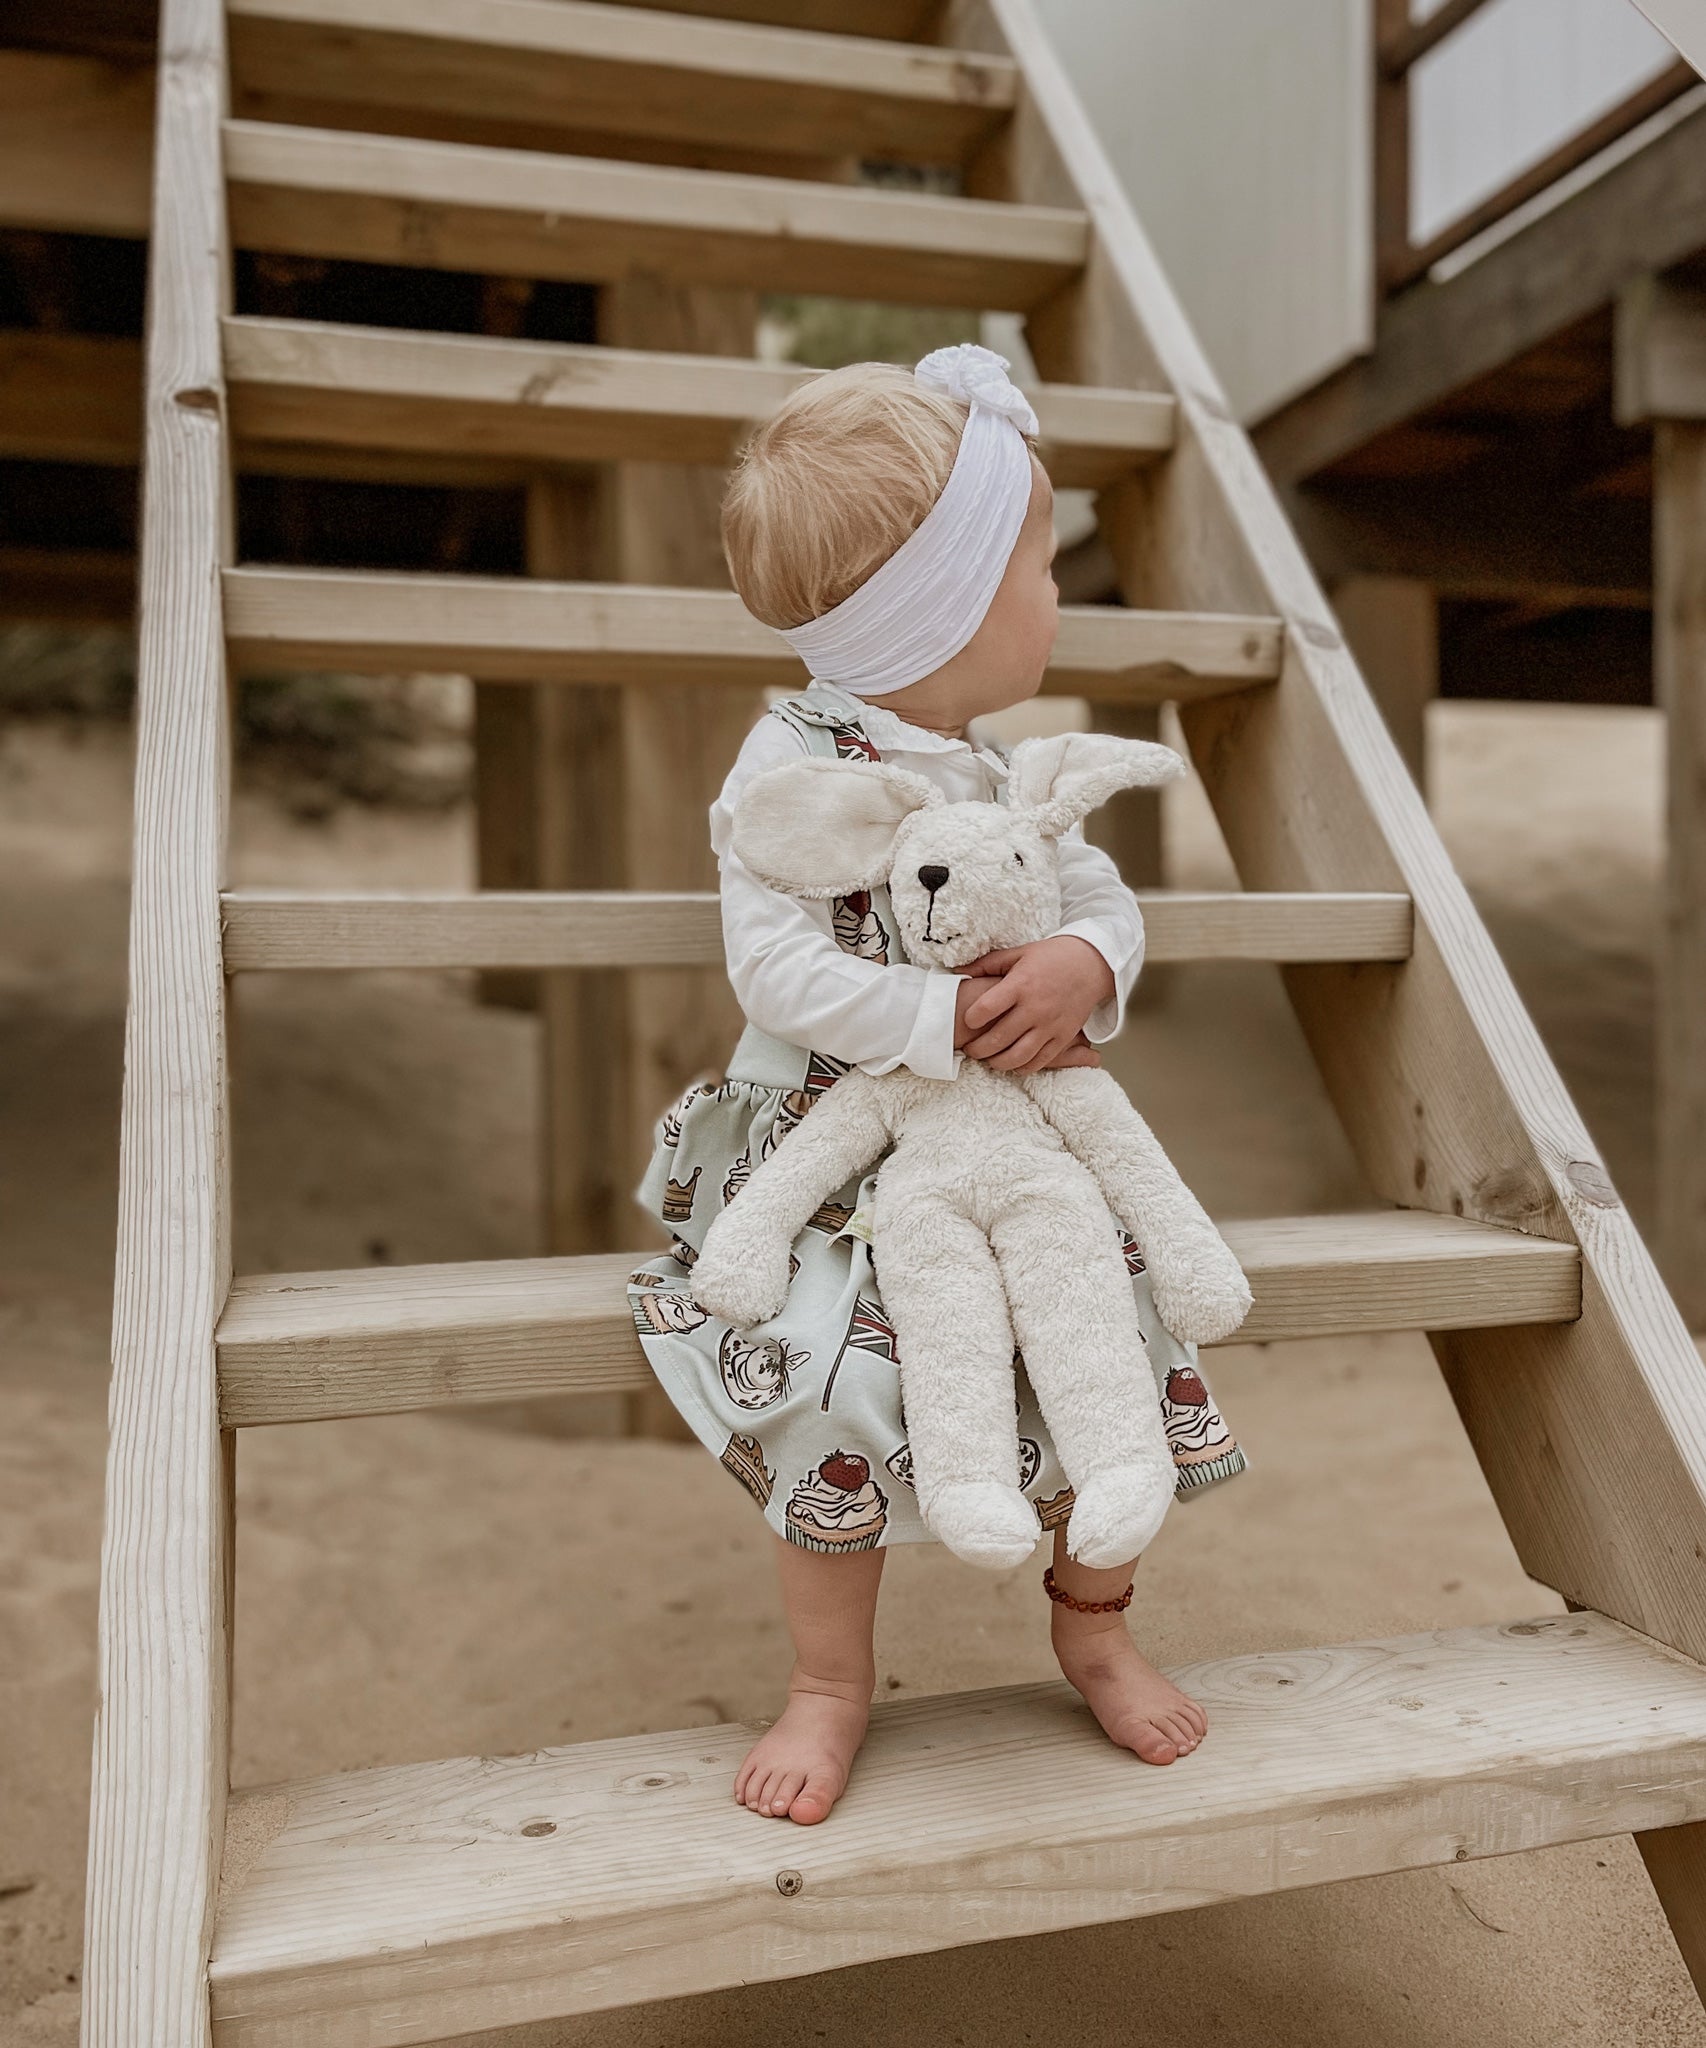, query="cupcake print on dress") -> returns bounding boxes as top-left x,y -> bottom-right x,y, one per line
784,1451 -> 888,1552
718,1328 -> 806,1412
1161,1364 -> 1242,1487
